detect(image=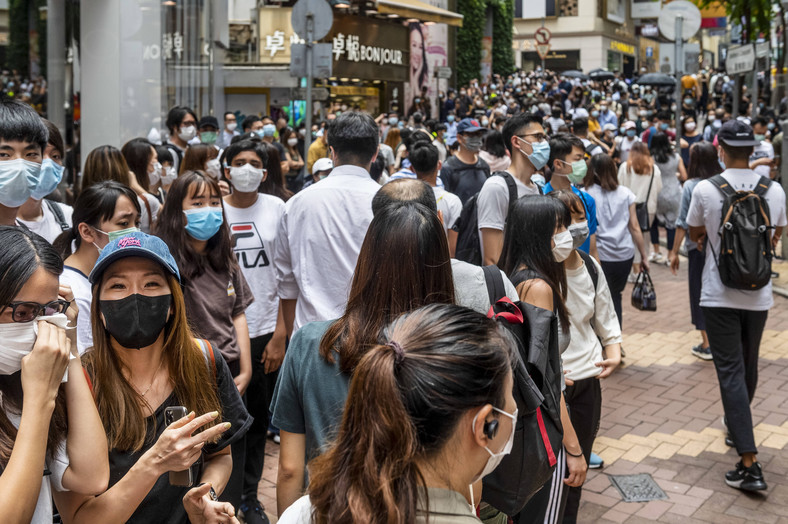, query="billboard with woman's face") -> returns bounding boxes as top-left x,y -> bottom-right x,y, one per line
406,21 -> 448,118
